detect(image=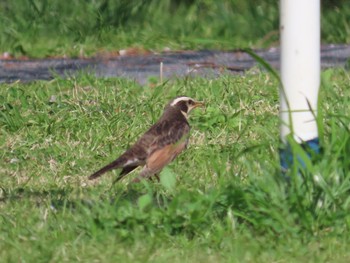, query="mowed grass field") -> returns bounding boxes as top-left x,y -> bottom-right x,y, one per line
1,69 -> 350,262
